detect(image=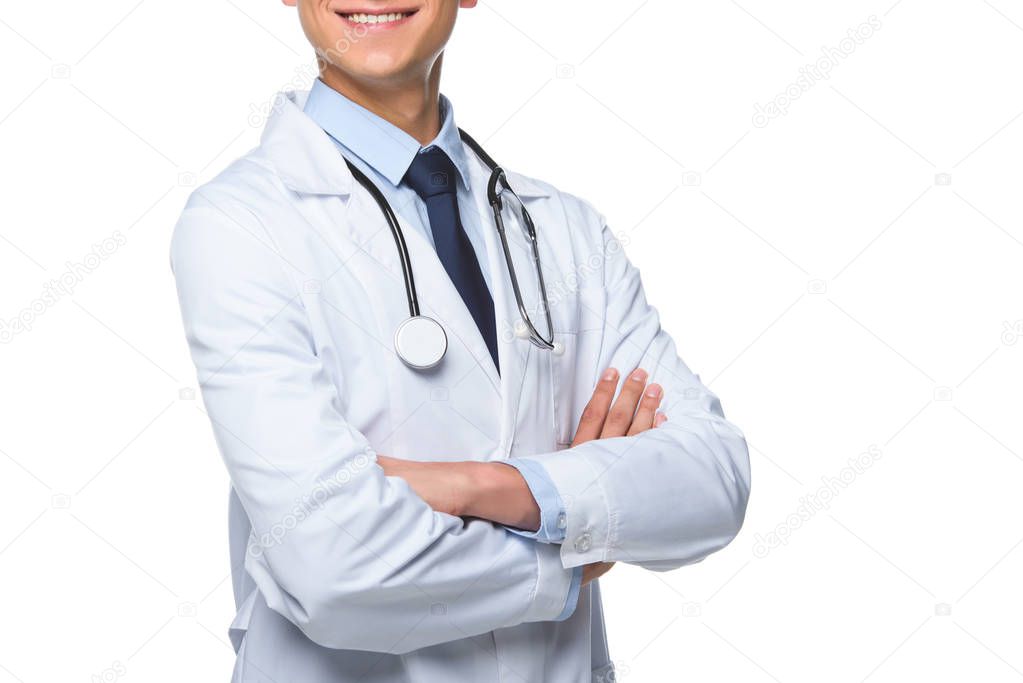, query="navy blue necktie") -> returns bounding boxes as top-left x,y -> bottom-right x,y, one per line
403,148 -> 499,372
